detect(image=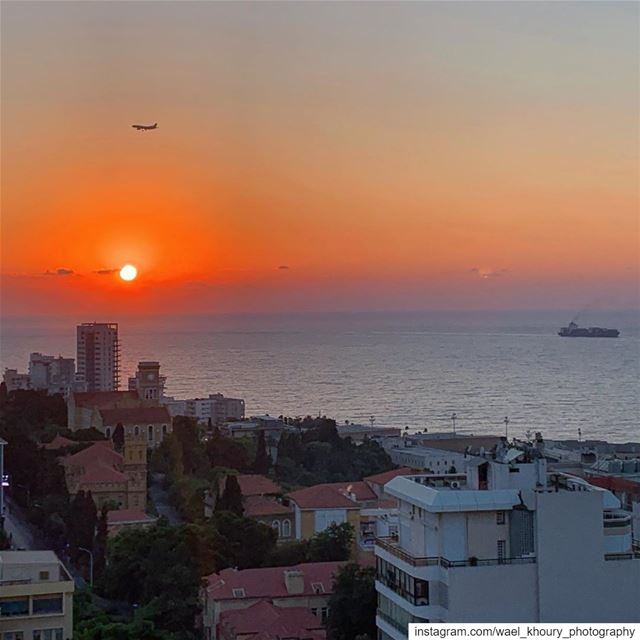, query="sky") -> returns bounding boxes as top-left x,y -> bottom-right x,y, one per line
1,1 -> 638,316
